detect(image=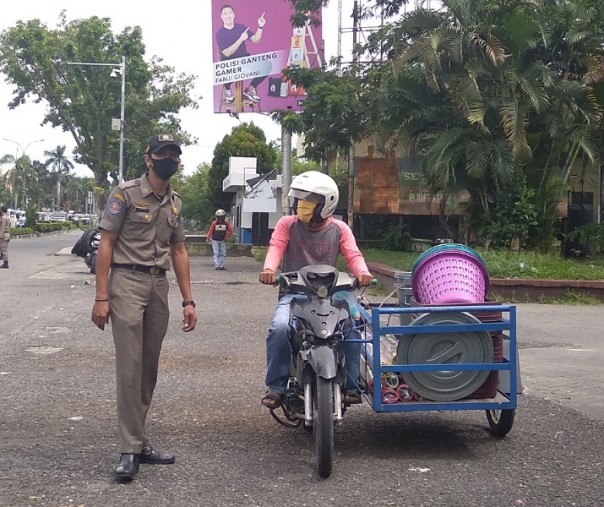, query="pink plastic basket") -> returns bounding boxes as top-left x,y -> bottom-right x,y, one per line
412,252 -> 489,304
